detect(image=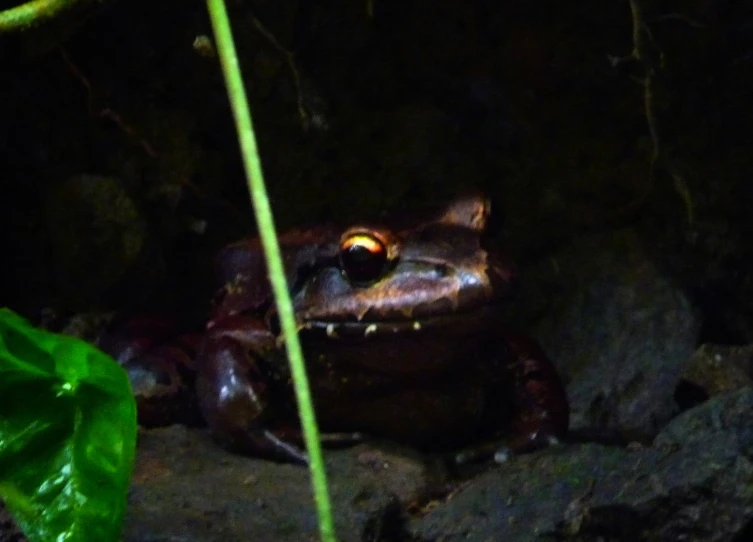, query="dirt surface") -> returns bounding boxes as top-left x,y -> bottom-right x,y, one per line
125,426 -> 432,541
